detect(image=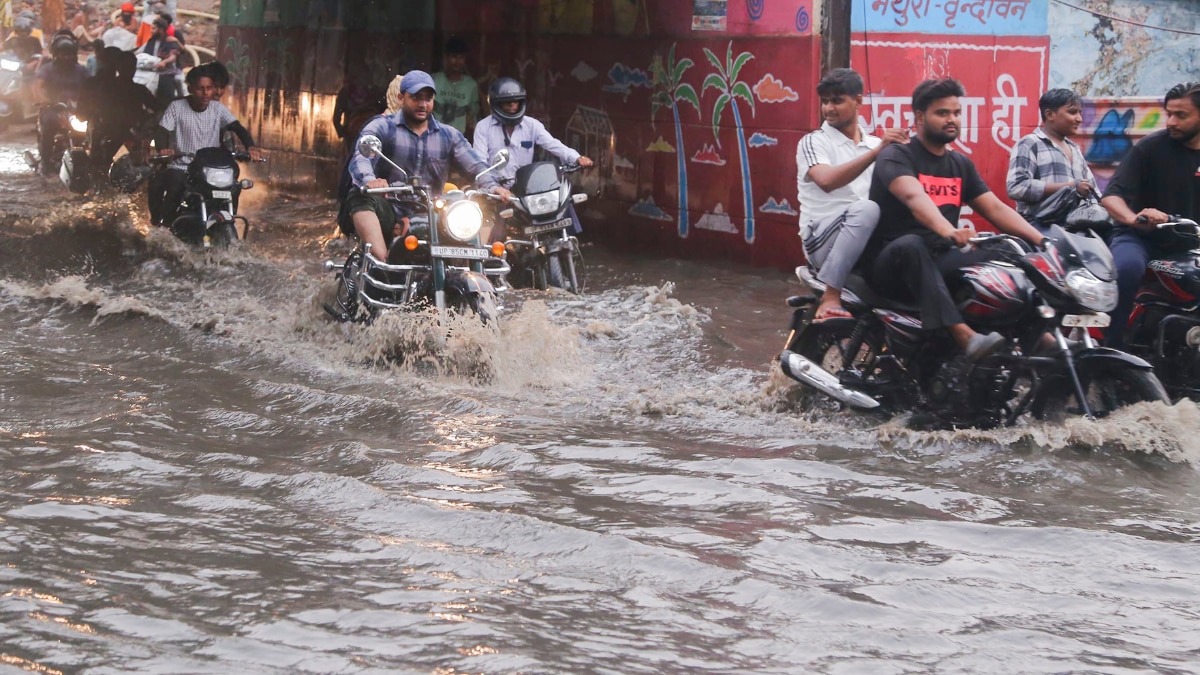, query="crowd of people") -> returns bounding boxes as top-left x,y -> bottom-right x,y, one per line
795,68 -> 1200,358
